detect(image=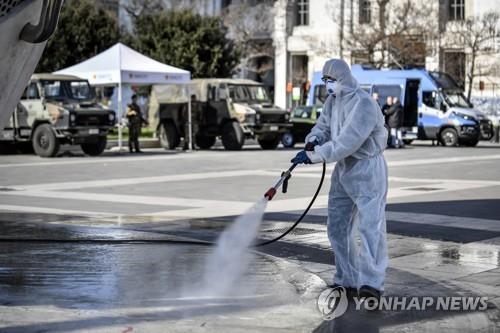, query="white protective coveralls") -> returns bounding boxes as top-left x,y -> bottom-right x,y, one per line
306,59 -> 389,291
